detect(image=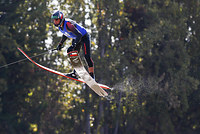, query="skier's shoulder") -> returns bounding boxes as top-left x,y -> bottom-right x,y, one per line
65,18 -> 76,25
